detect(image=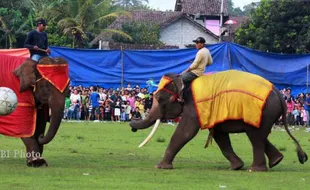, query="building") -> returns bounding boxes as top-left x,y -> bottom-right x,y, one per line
93,0 -> 246,49
175,0 -> 229,36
